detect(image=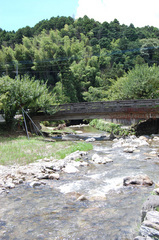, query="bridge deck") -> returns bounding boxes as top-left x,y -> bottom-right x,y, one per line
32,99 -> 159,121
